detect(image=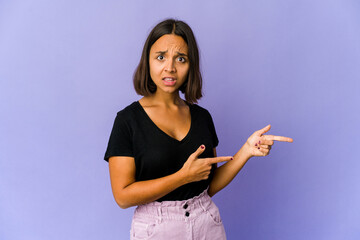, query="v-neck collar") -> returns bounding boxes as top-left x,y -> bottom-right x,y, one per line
135,101 -> 193,144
